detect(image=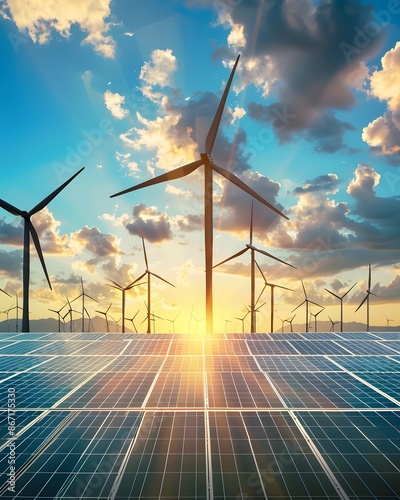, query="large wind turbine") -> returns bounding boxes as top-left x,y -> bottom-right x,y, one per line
110,56 -> 289,333
324,282 -> 357,332
255,261 -> 294,333
134,238 -> 175,334
292,280 -> 323,333
71,277 -> 98,333
355,263 -> 376,332
106,277 -> 144,333
0,167 -> 84,332
214,203 -> 295,333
